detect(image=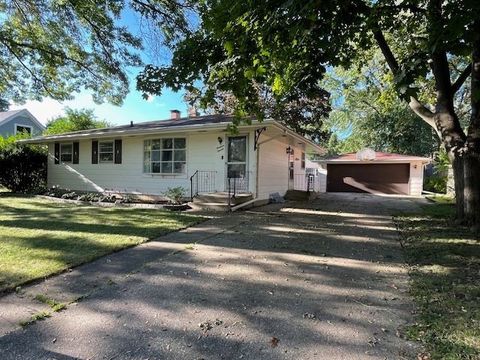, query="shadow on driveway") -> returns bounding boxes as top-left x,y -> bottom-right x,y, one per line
0,193 -> 424,359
